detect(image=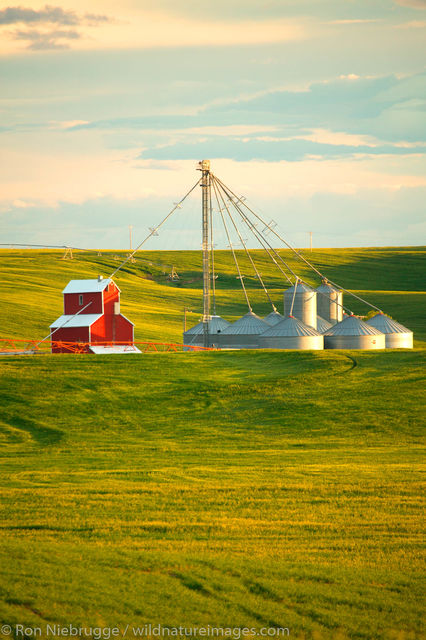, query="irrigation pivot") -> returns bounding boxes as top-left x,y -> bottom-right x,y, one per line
183,161 -> 414,350
17,157 -> 413,354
